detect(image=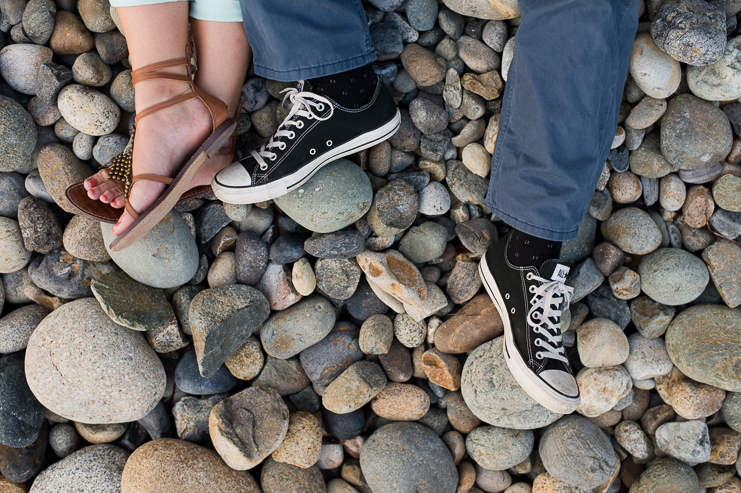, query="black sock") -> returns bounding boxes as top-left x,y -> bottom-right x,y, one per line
507,229 -> 562,270
309,64 -> 376,109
